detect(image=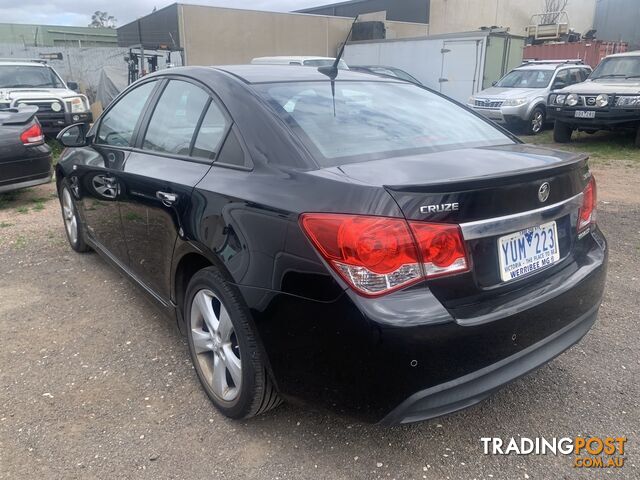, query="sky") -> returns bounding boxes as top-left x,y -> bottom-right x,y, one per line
0,0 -> 330,27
